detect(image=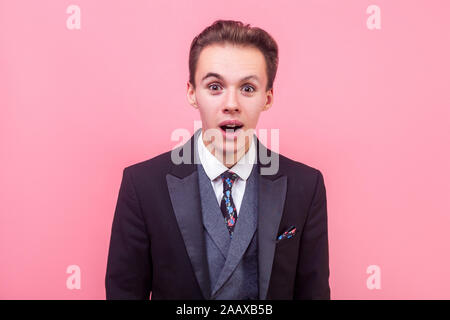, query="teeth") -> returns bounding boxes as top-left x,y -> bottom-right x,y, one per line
220,123 -> 243,133
221,124 -> 242,132
224,124 -> 241,128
